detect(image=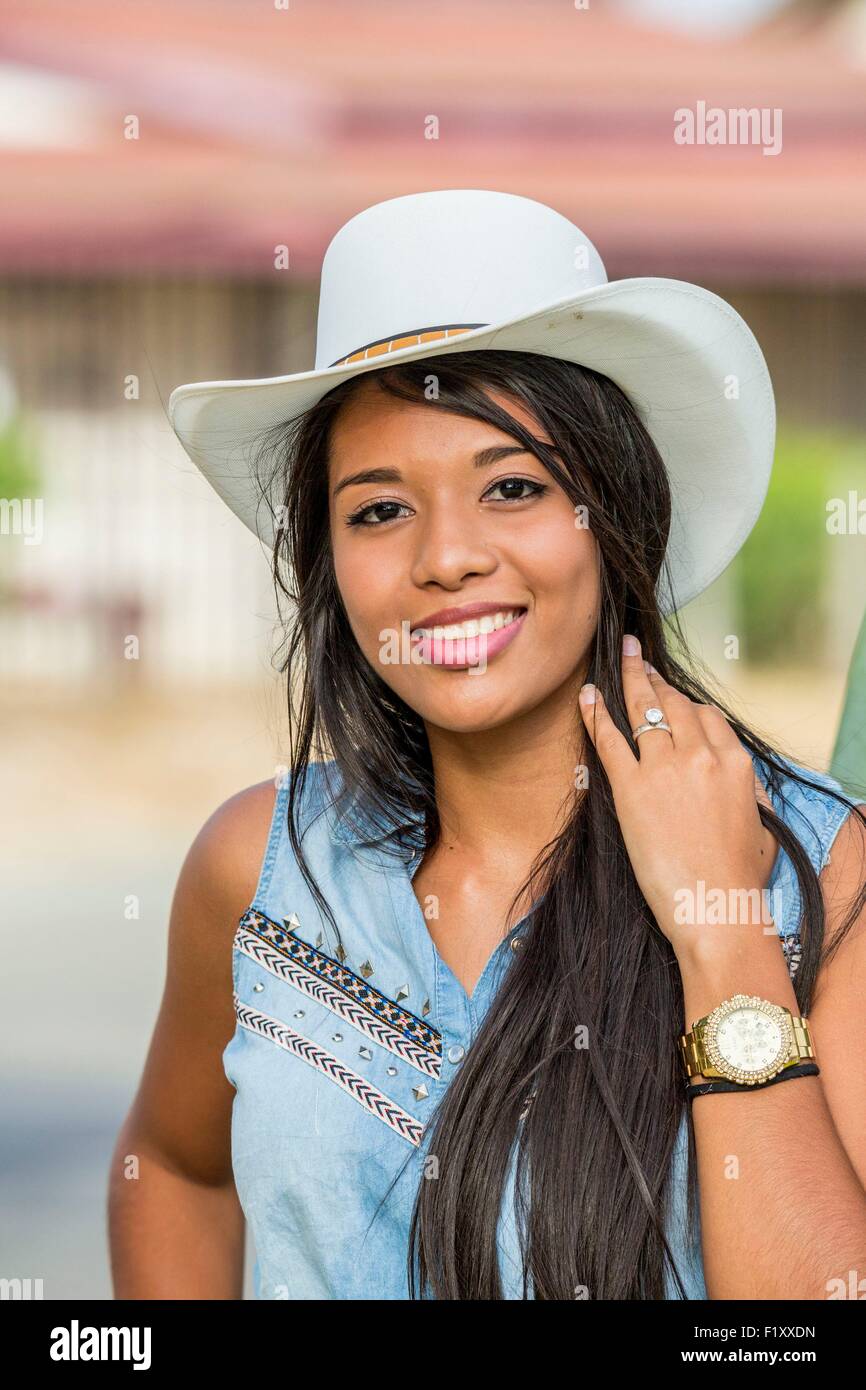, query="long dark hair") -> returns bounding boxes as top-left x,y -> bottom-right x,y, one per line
247,349 -> 866,1299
